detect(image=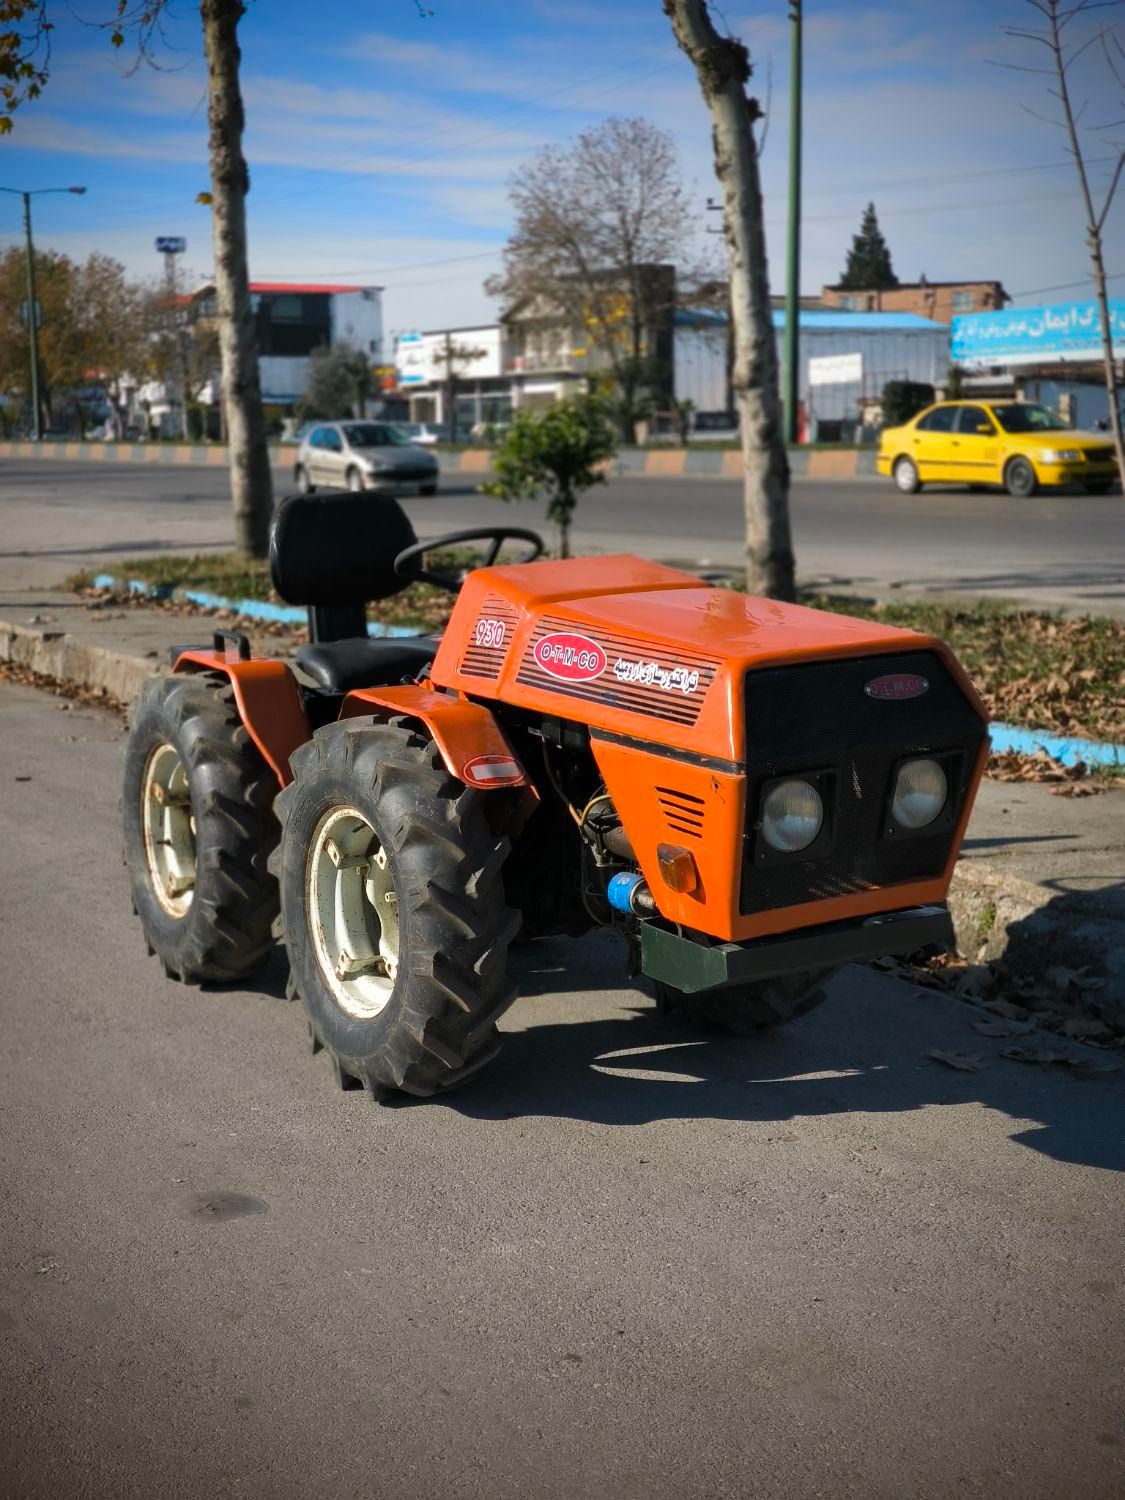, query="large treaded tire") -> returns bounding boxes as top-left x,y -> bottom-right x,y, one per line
274,717 -> 520,1099
123,672 -> 280,982
653,968 -> 837,1036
